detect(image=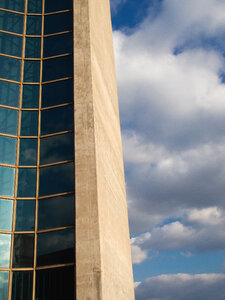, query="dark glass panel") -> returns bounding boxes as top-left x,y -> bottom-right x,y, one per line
0,234 -> 11,267
42,55 -> 73,82
0,11 -> 24,34
36,267 -> 74,300
13,234 -> 34,267
22,84 -> 39,108
20,111 -> 38,136
37,229 -> 74,266
12,271 -> 33,300
0,272 -> 9,300
39,163 -> 74,196
45,0 -> 72,13
41,105 -> 73,135
15,200 -> 35,231
0,107 -> 18,135
0,0 -> 25,12
0,136 -> 17,165
43,32 -> 73,57
17,168 -> 36,197
25,37 -> 41,58
0,56 -> 21,81
0,199 -> 13,231
0,81 -> 20,107
38,194 -> 74,230
0,32 -> 22,57
0,166 -> 15,196
26,15 -> 42,35
28,0 -> 42,13
40,133 -> 74,165
42,79 -> 73,108
23,60 -> 40,82
19,138 -> 37,165
44,11 -> 73,35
